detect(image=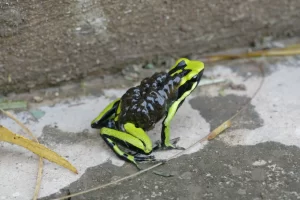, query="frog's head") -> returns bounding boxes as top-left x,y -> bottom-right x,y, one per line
167,58 -> 204,100
168,58 -> 204,86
